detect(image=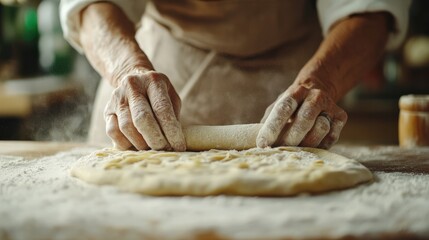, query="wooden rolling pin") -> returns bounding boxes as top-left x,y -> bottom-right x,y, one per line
183,124 -> 263,151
